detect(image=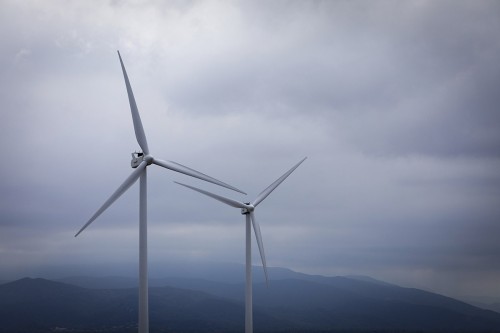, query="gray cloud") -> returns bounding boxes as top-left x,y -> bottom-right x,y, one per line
0,0 -> 499,300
